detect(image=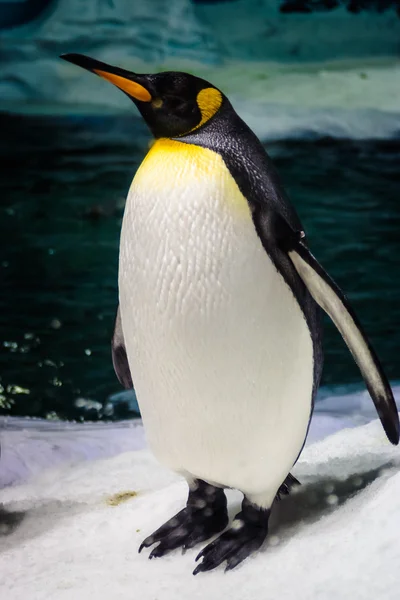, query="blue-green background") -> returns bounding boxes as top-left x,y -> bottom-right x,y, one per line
1,114 -> 399,420
0,0 -> 399,420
